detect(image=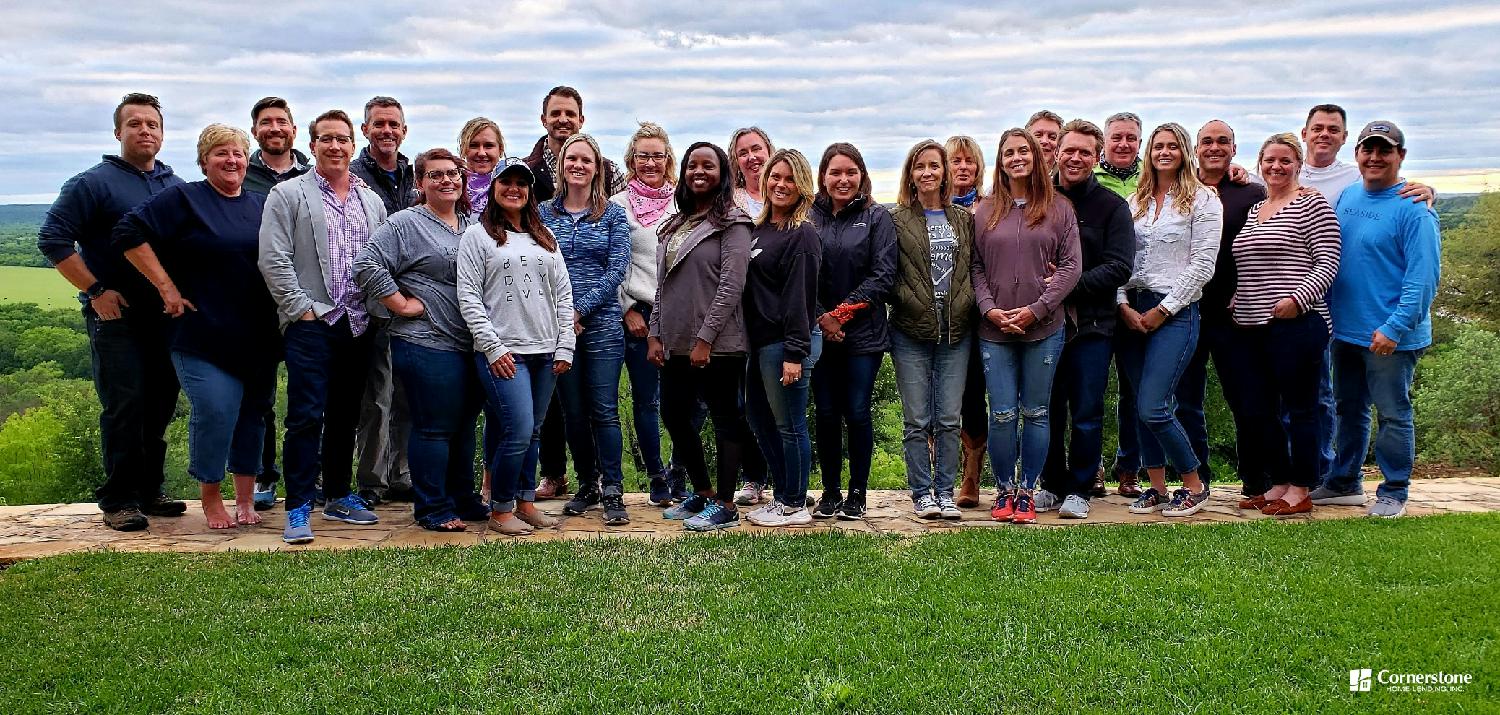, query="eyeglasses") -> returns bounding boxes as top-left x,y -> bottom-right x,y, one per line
315,134 -> 354,146
423,169 -> 463,181
635,152 -> 668,163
